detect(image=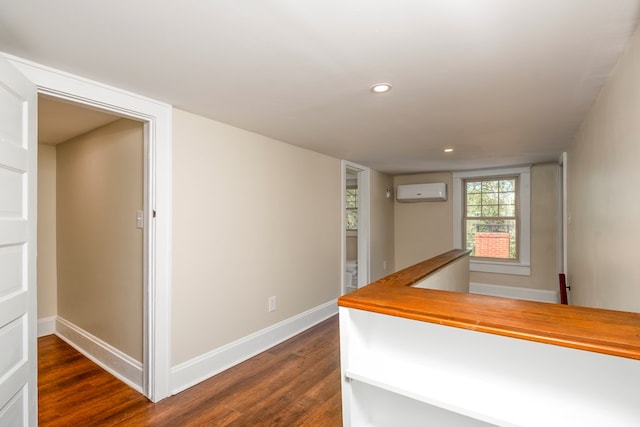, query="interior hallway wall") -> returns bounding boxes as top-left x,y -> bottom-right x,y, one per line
56,118 -> 144,361
567,24 -> 640,312
171,109 -> 341,366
